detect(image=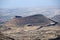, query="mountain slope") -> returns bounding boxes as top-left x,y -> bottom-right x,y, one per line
0,31 -> 14,40
4,14 -> 53,27
52,15 -> 60,26
52,15 -> 60,25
